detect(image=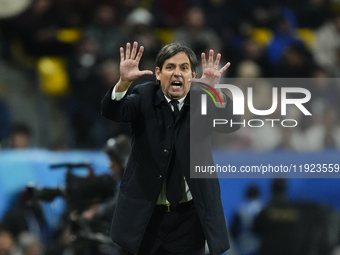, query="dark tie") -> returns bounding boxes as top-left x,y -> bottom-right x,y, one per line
167,100 -> 182,206
169,100 -> 179,120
